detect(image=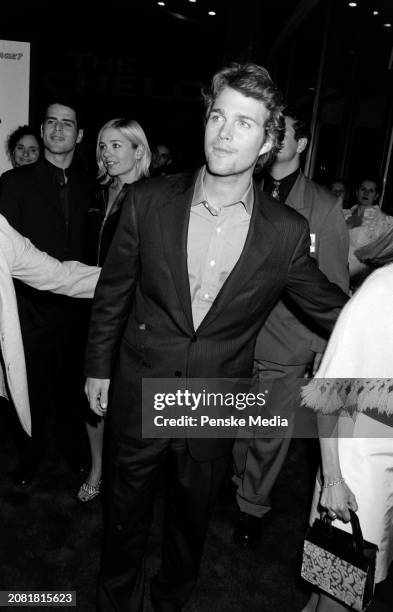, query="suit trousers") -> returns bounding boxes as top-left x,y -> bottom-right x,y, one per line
97,435 -> 229,612
232,359 -> 309,518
